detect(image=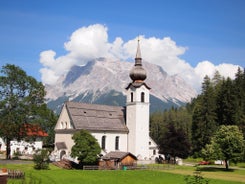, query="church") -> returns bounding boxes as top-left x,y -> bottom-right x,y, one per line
53,41 -> 159,163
